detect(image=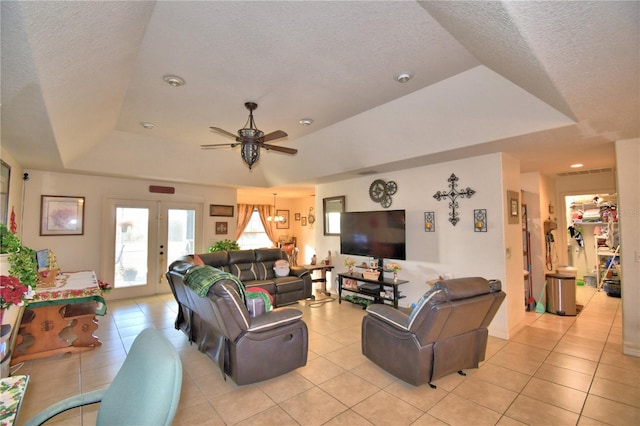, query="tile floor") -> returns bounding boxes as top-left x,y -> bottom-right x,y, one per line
12,285 -> 640,425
